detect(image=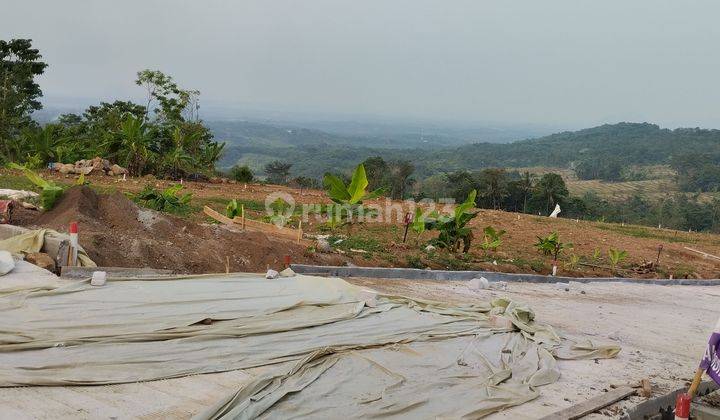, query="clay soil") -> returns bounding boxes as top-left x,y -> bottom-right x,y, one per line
8,169 -> 720,278
15,186 -> 345,274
